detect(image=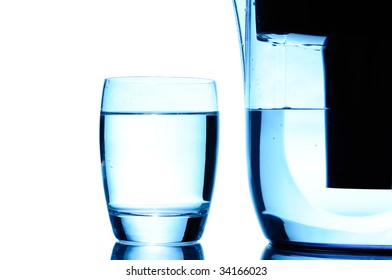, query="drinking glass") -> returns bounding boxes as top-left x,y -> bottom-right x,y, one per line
99,76 -> 219,244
